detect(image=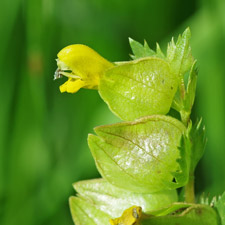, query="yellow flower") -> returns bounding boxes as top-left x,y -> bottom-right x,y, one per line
54,44 -> 114,93
109,206 -> 142,225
